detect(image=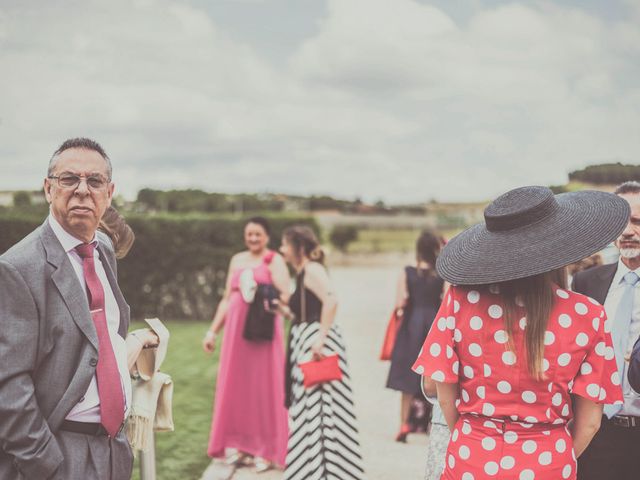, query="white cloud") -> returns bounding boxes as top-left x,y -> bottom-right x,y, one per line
0,0 -> 638,203
286,0 -> 640,198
